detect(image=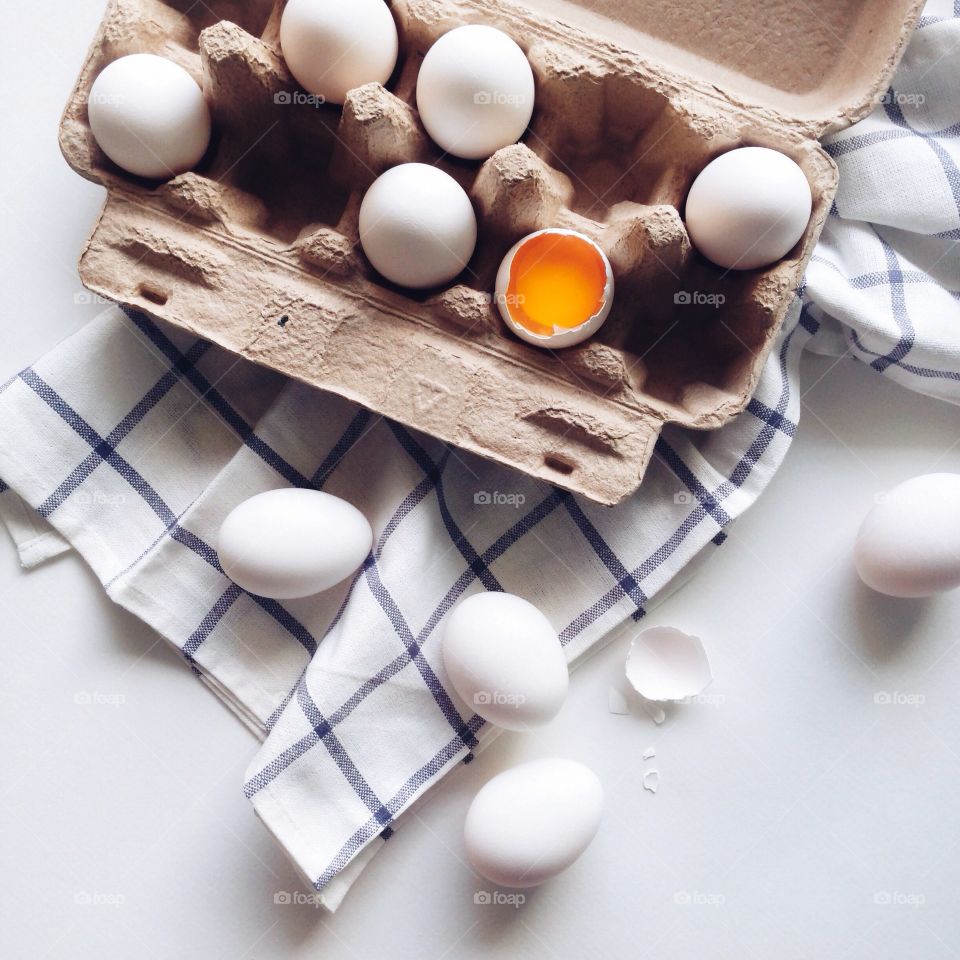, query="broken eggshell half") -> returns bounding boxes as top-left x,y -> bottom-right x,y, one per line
625,625 -> 712,701
495,229 -> 614,349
